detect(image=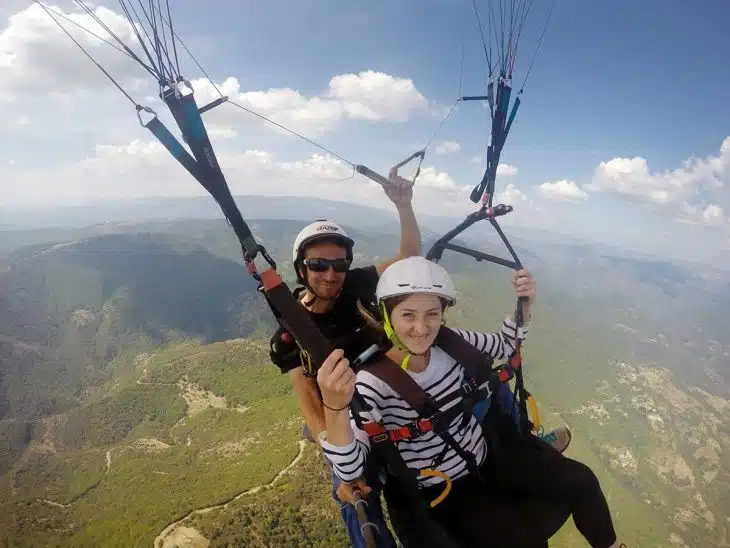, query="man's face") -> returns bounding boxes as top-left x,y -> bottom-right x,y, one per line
301,241 -> 349,300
